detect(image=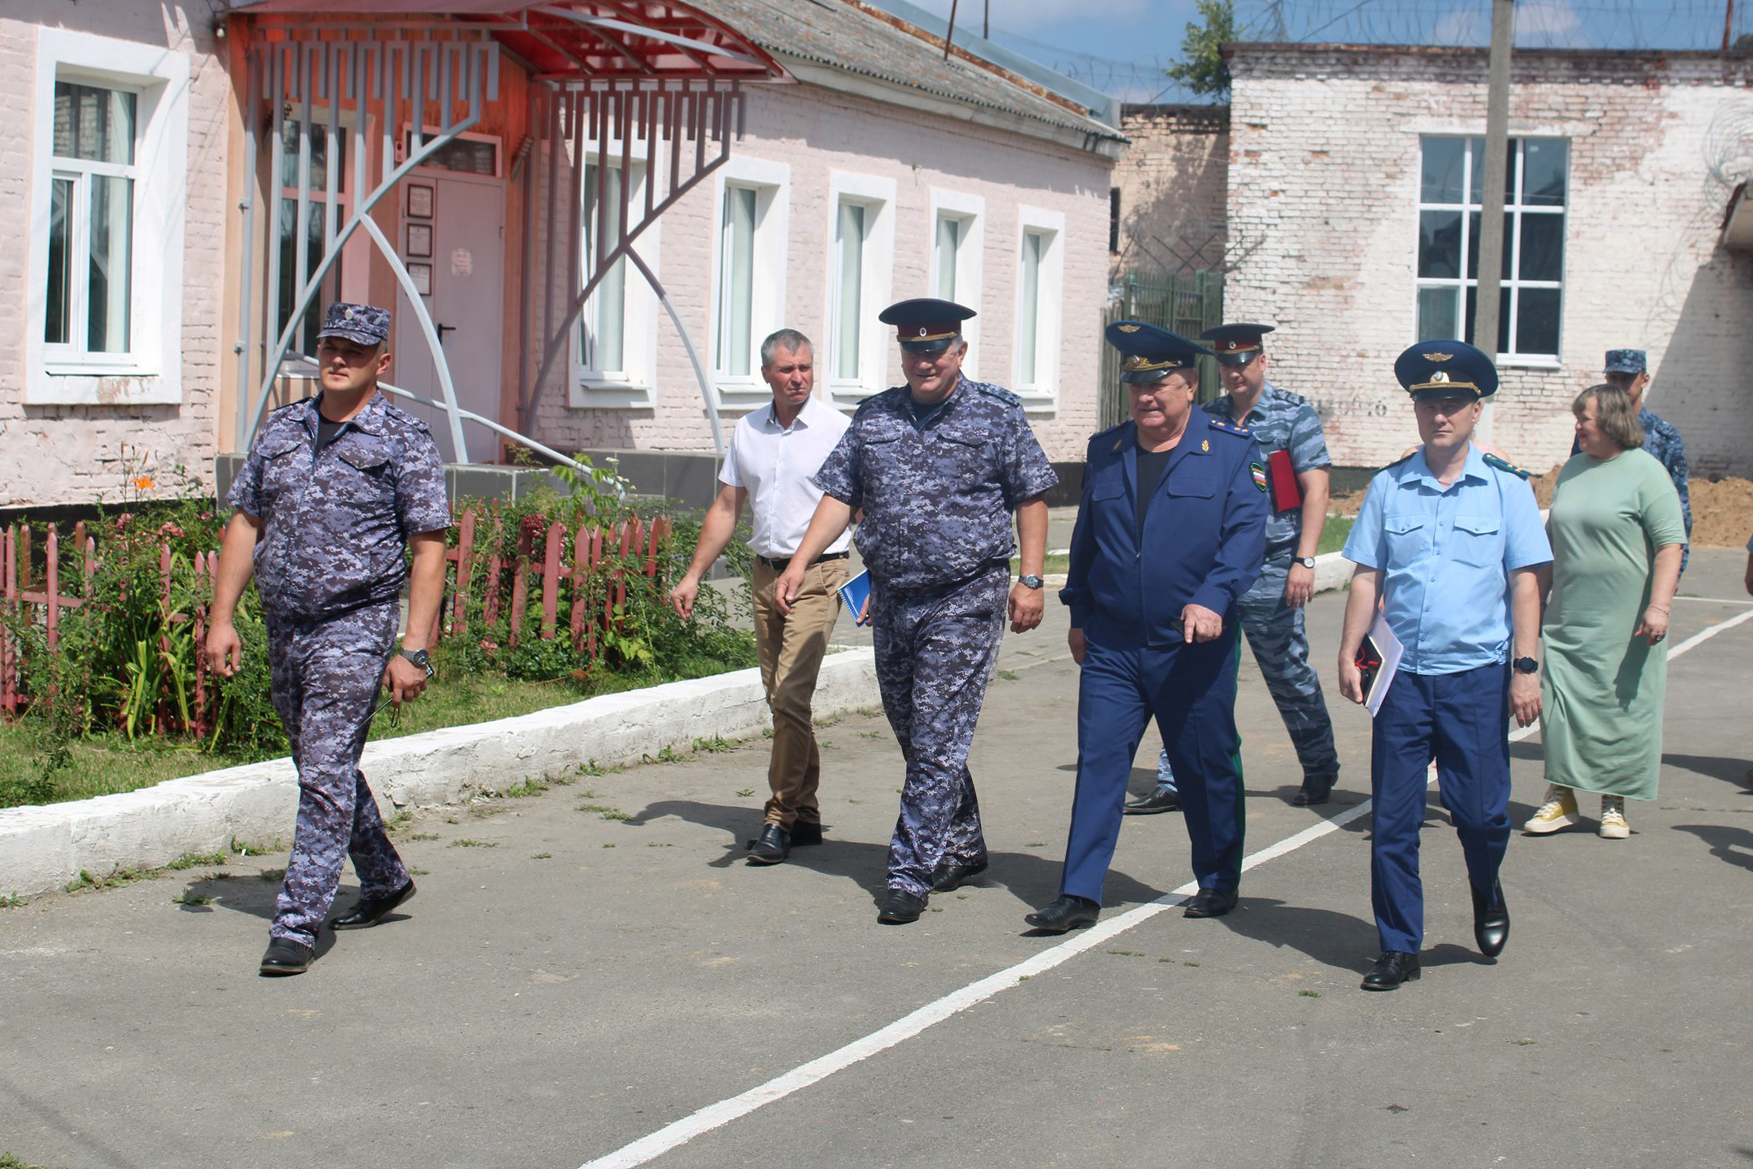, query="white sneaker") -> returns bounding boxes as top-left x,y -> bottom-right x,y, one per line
1599,795 -> 1630,840
1524,784 -> 1579,835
